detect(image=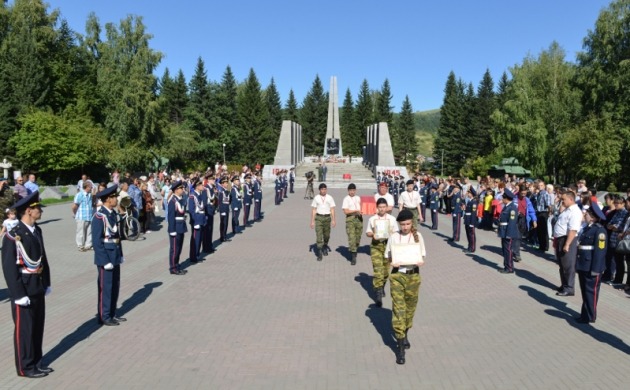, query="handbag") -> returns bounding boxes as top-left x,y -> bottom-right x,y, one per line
616,235 -> 630,254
